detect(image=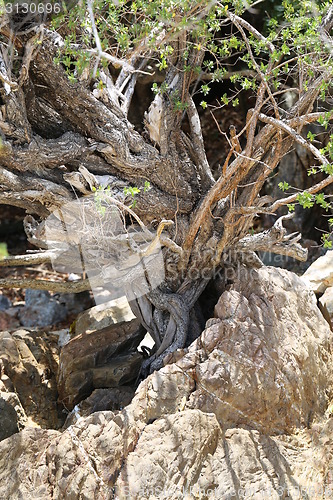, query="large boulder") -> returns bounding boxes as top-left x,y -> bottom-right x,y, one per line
302,250 -> 333,293
1,407 -> 333,498
178,266 -> 333,432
